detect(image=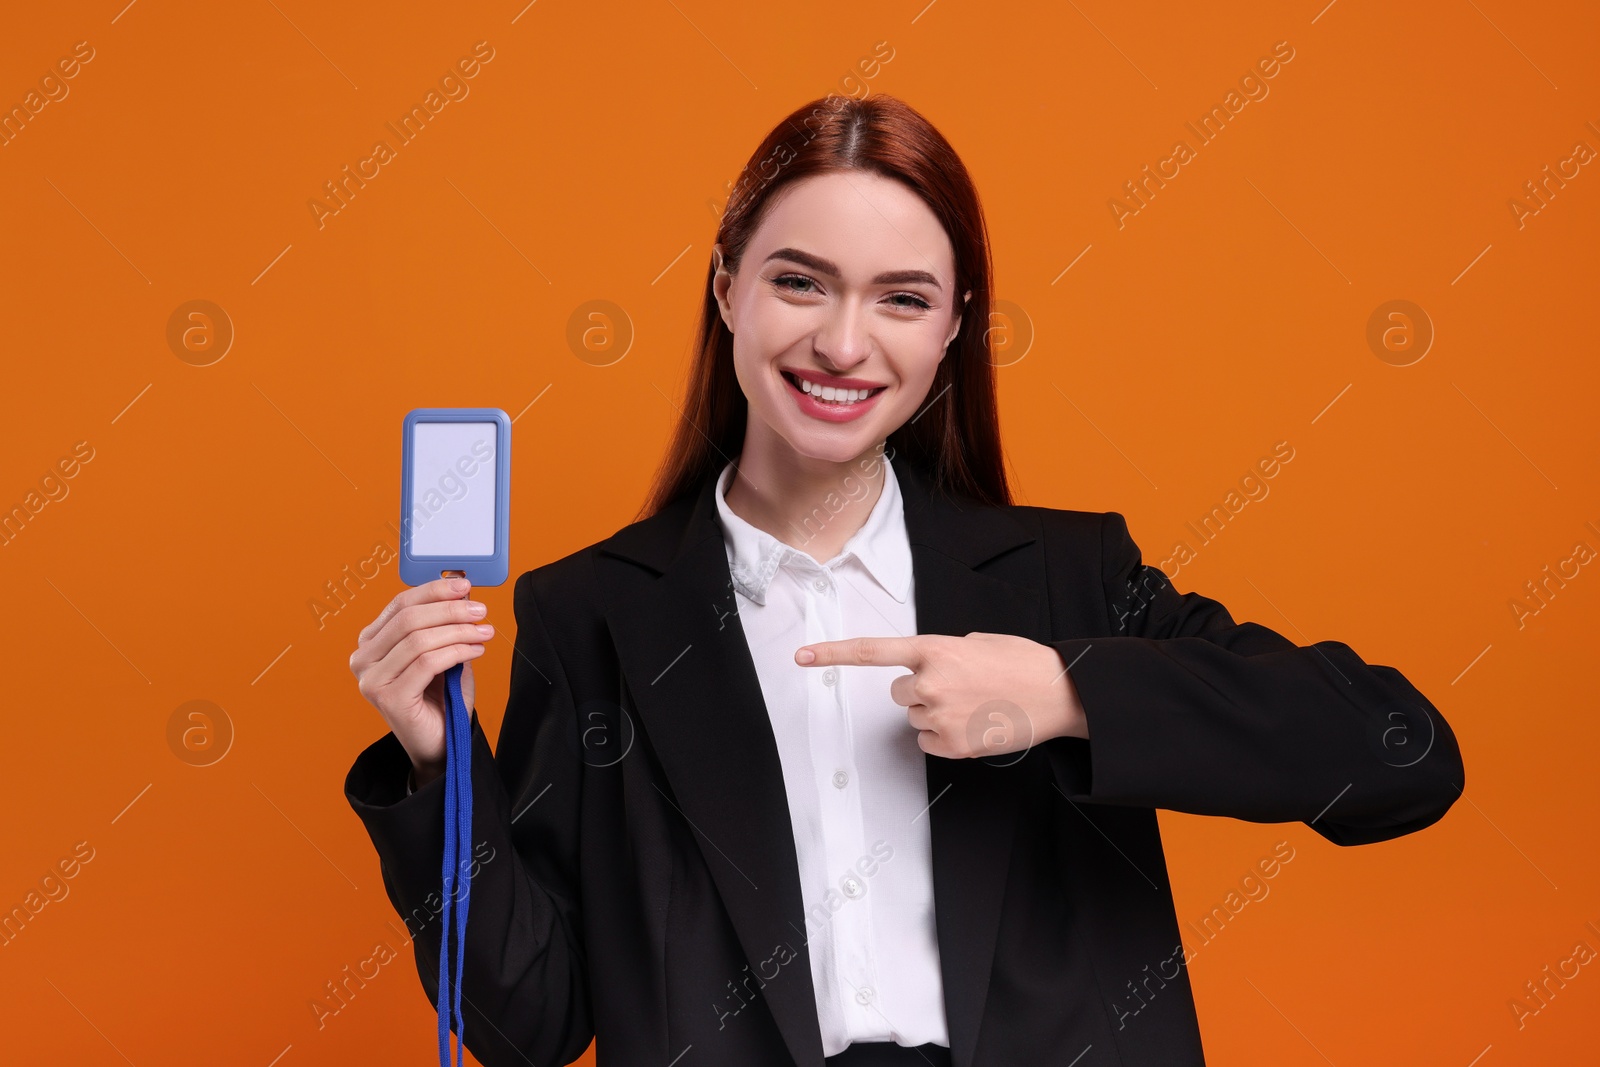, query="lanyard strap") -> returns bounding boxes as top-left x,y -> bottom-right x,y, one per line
437,660 -> 473,1066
